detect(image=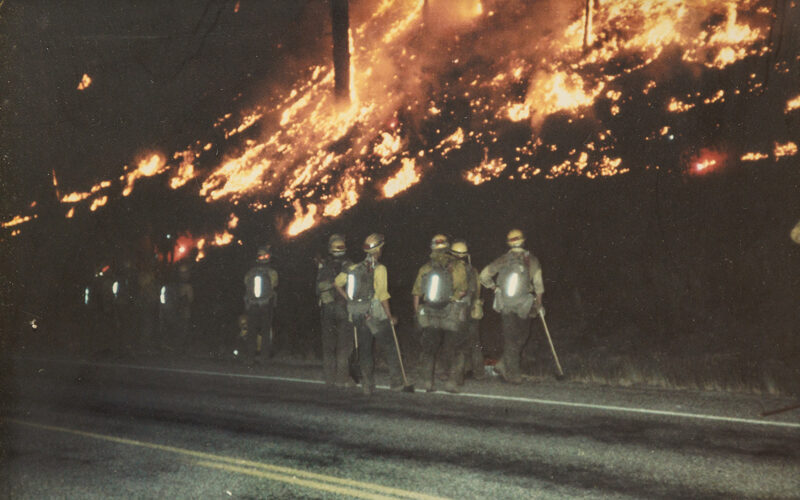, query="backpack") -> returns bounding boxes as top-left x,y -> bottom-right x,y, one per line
345,260 -> 374,303
421,260 -> 454,309
245,265 -> 274,306
497,251 -> 532,306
